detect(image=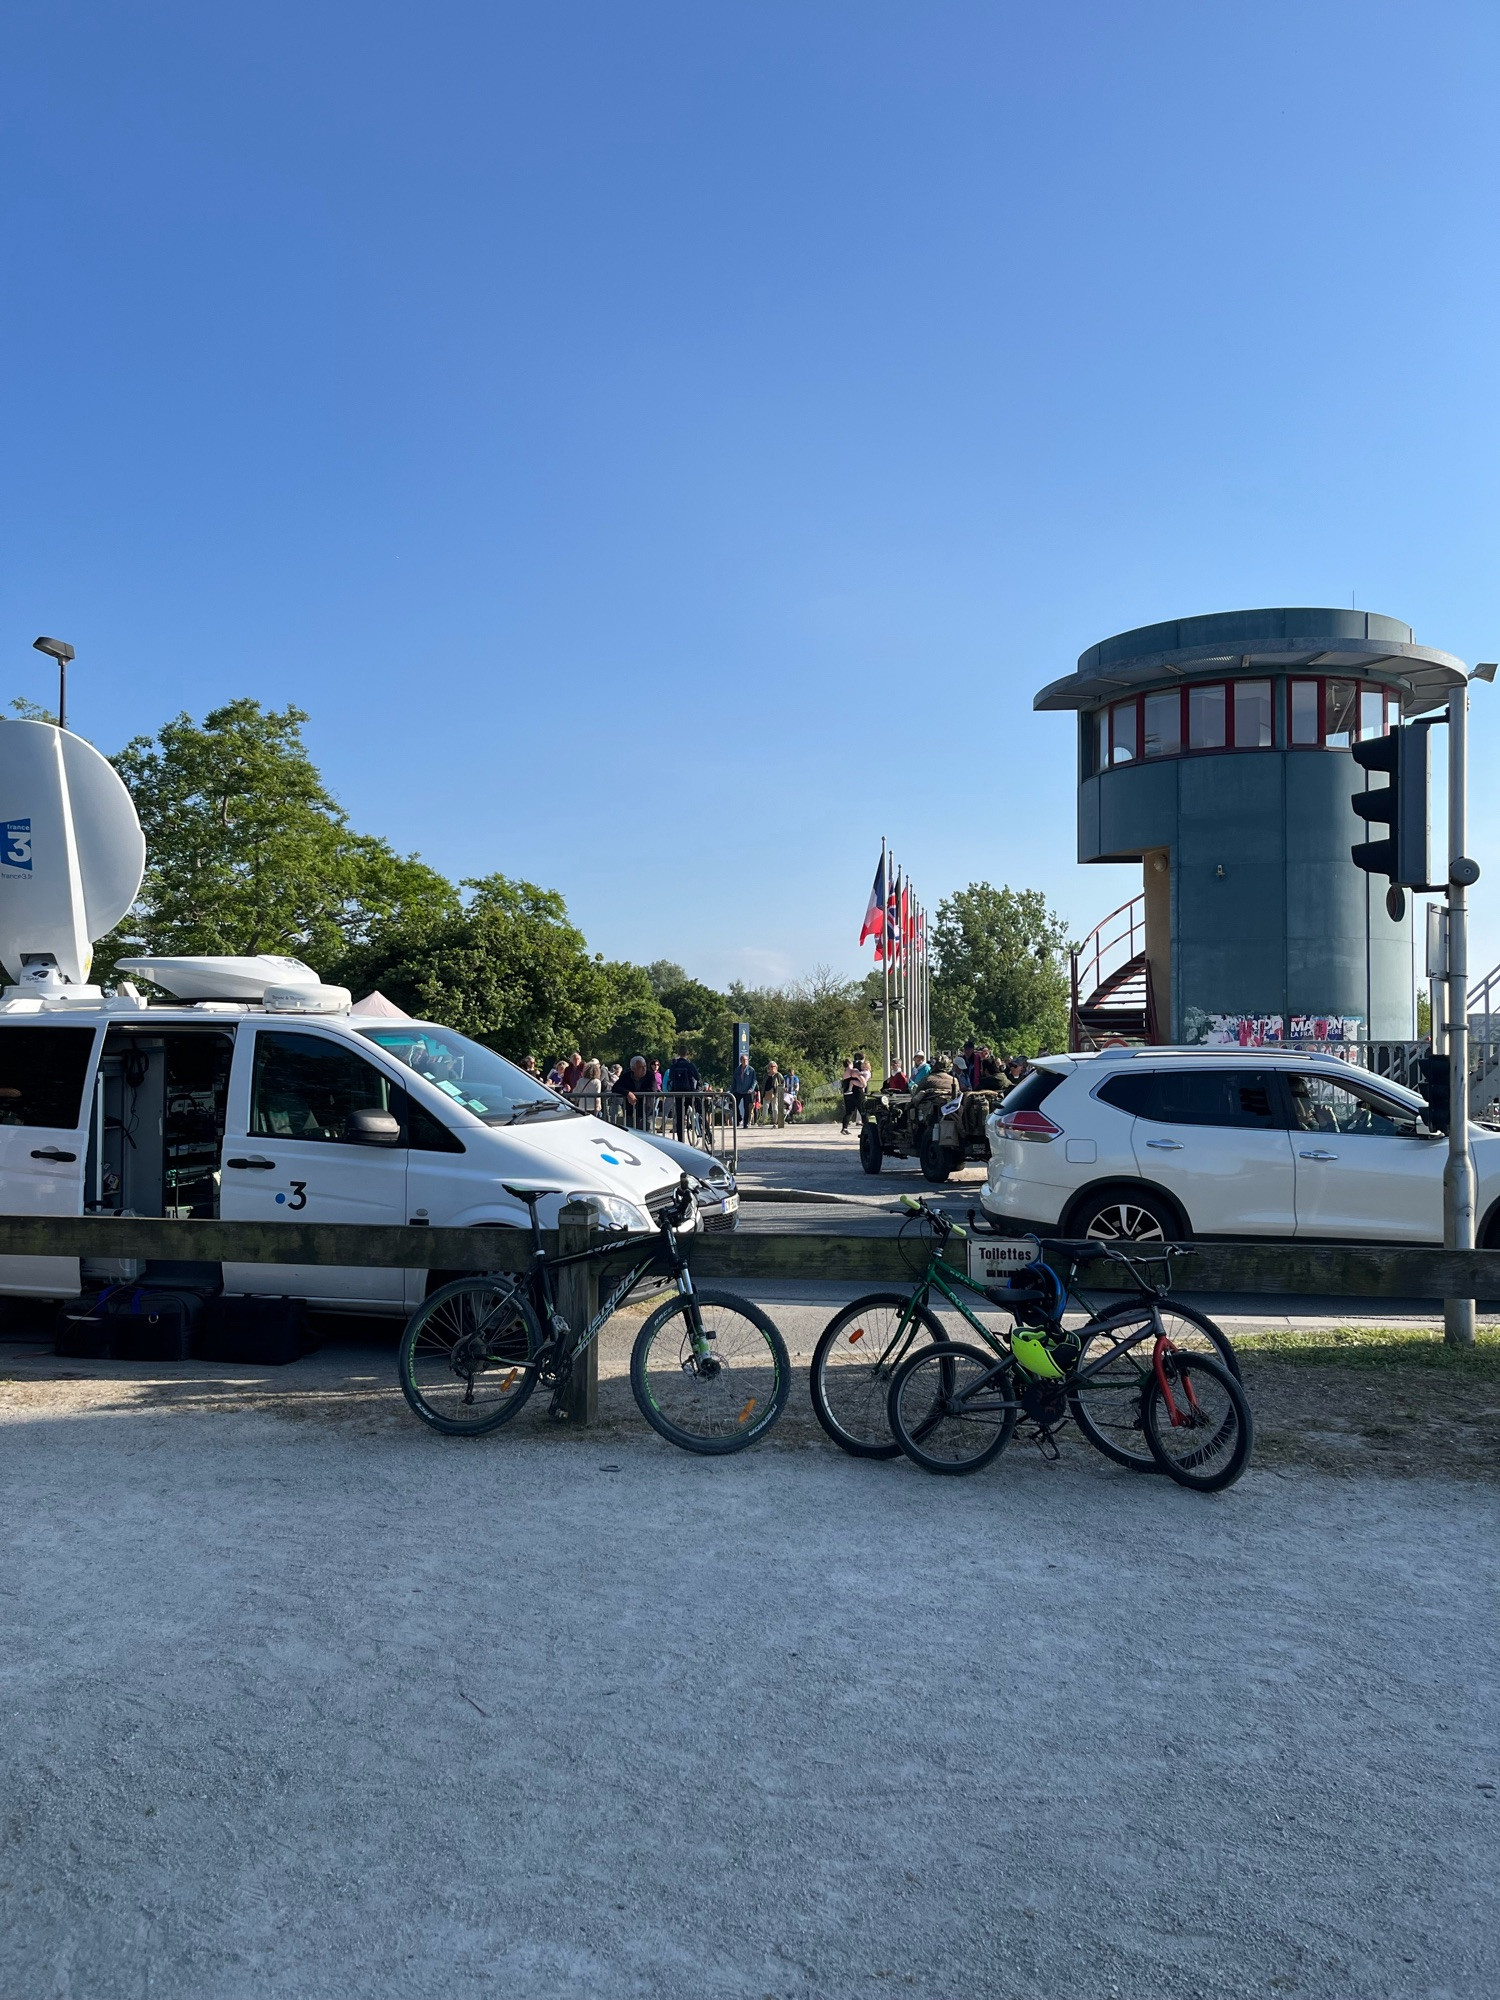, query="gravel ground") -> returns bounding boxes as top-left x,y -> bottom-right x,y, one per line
2,1338 -> 1497,2000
